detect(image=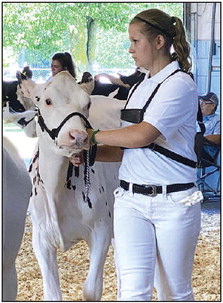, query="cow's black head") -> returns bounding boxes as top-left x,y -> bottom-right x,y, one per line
3,80 -> 25,112
3,66 -> 33,112
16,66 -> 33,84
